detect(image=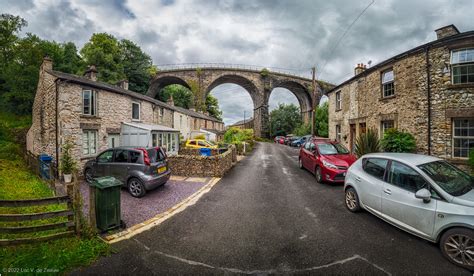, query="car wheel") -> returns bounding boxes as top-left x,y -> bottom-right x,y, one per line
315,166 -> 323,183
84,168 -> 93,184
345,187 -> 361,212
128,178 -> 146,198
298,158 -> 304,169
440,228 -> 474,271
